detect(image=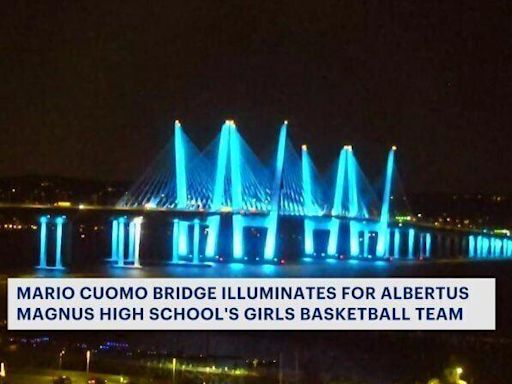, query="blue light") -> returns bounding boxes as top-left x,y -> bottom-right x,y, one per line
212,122 -> 230,209
304,219 -> 314,255
178,221 -> 189,256
264,122 -> 287,260
205,216 -> 220,258
302,146 -> 316,255
332,148 -> 348,216
54,216 -> 65,269
229,263 -> 245,271
133,217 -> 142,267
496,238 -> 502,258
39,216 -> 48,268
229,122 -> 242,210
376,148 -> 395,257
172,219 -> 179,262
327,218 -> 340,256
347,150 -> 359,217
482,237 -> 490,258
232,215 -> 243,259
374,260 -> 388,267
477,236 -> 483,257
394,228 -> 400,258
261,264 -> 277,275
468,235 -> 475,258
117,217 -> 126,266
363,230 -> 369,257
301,145 -> 315,215
205,122 -> 231,258
174,121 -> 188,208
193,219 -> 200,263
425,233 -> 431,258
349,222 -> 360,257
408,228 -> 415,259
328,148 -> 349,256
128,220 -> 135,262
111,219 -> 119,260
